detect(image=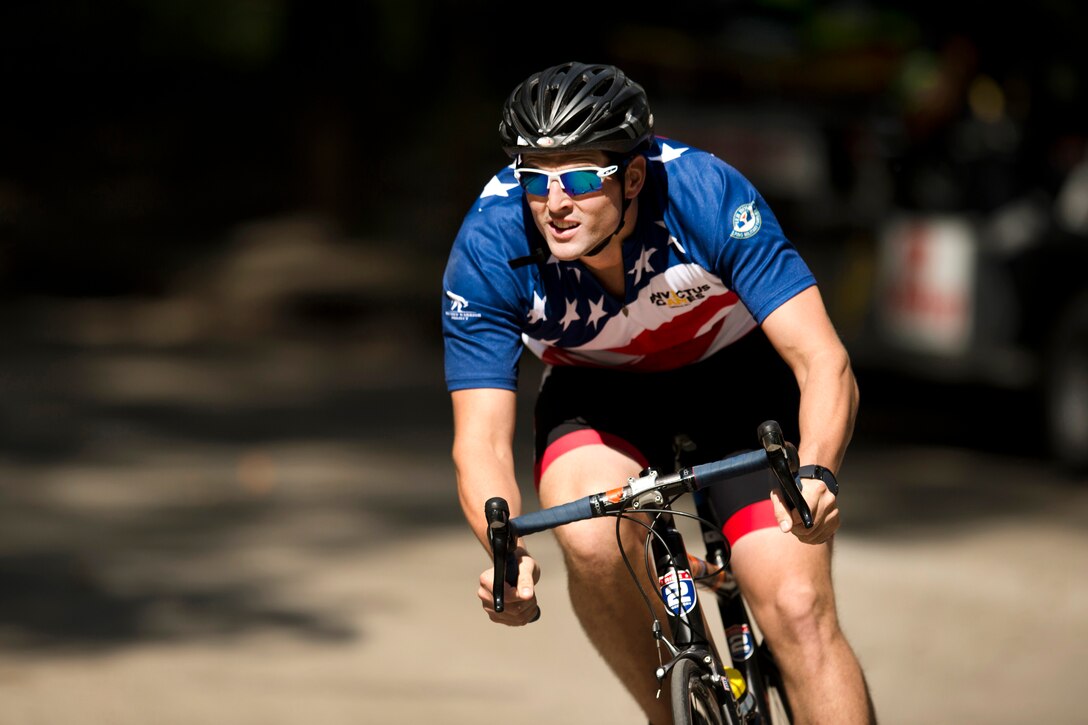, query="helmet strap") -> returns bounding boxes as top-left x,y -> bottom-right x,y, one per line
583,161 -> 632,258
